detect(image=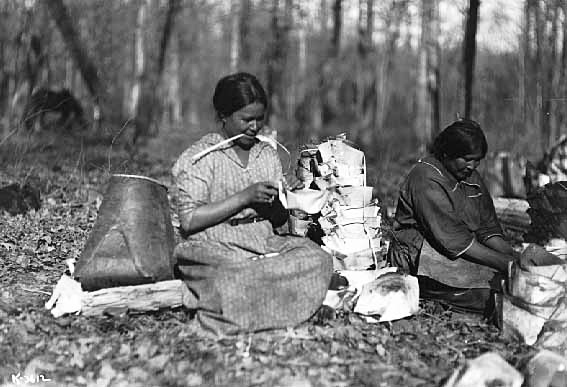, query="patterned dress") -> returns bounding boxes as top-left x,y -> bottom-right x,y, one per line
172,133 -> 332,334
